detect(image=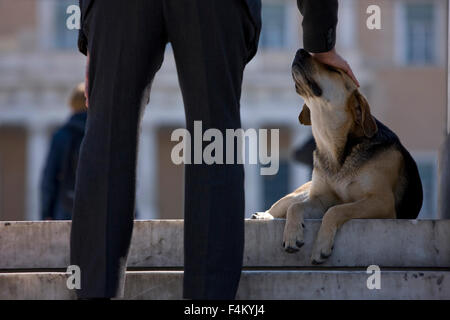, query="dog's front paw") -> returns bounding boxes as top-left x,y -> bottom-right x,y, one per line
251,212 -> 274,220
282,222 -> 305,253
310,229 -> 335,264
